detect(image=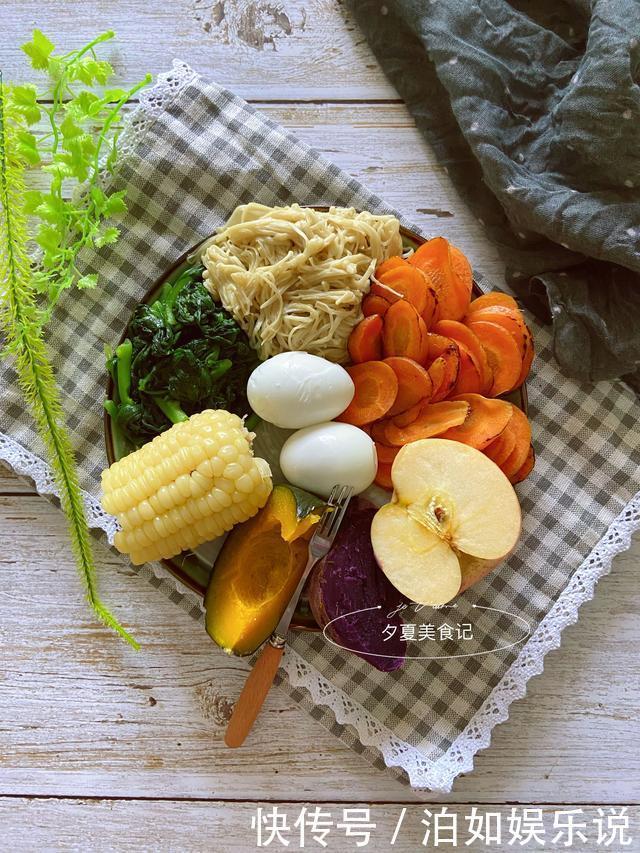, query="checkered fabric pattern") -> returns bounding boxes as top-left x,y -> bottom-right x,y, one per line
1,65 -> 638,788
